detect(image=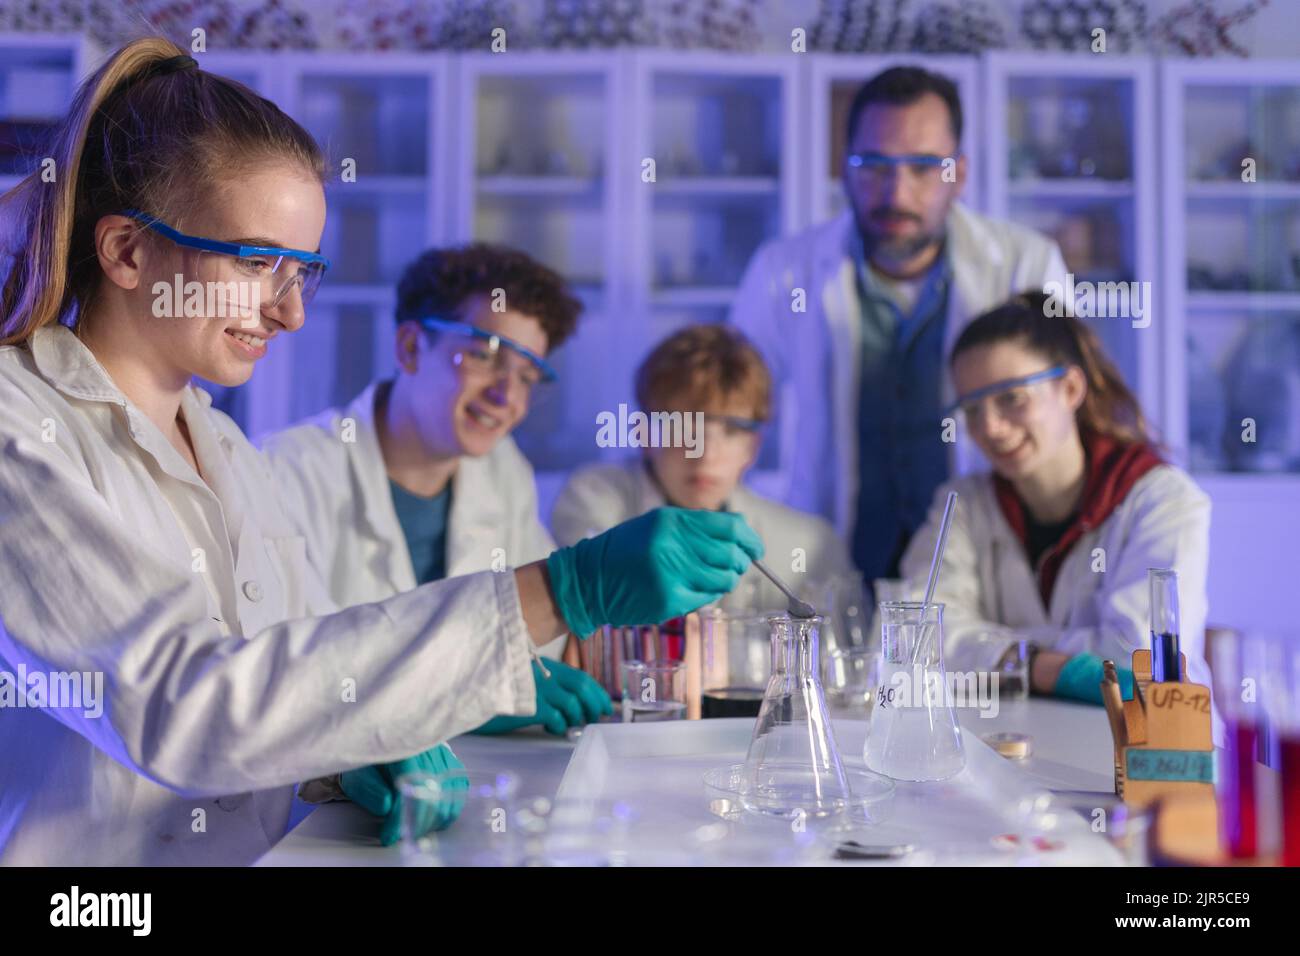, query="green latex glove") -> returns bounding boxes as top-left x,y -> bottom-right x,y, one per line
546,507 -> 764,637
1052,652 -> 1136,705
474,659 -> 614,735
340,743 -> 467,847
